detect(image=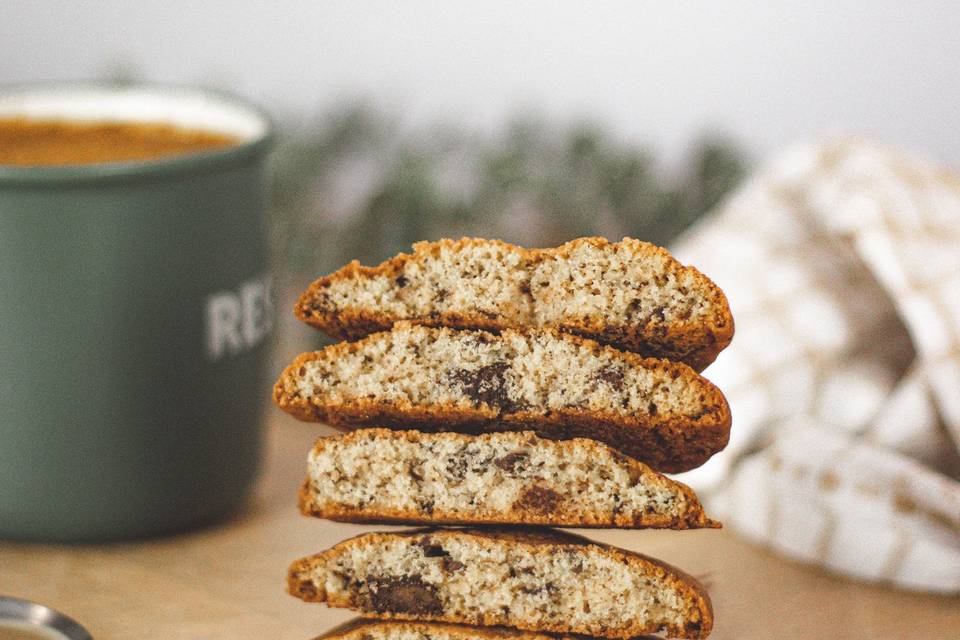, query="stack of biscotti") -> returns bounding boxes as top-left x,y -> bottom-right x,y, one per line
274,237 -> 733,640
